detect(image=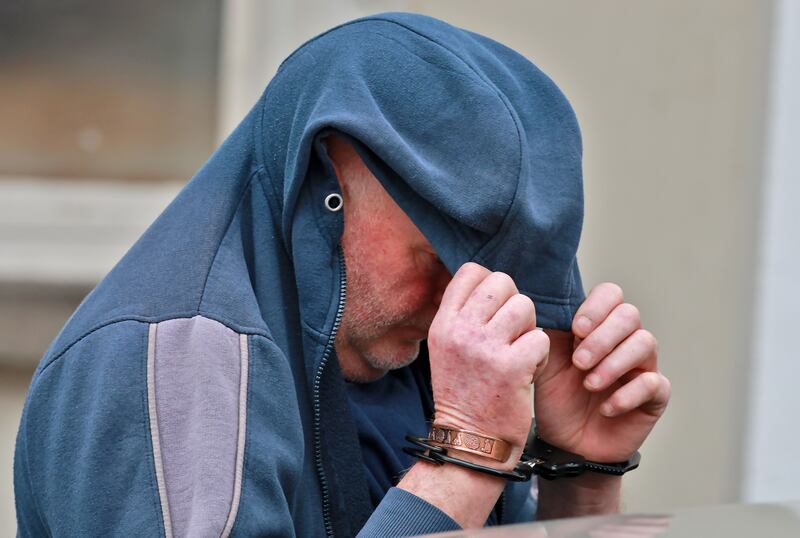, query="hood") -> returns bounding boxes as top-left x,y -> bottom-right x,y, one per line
259,12 -> 585,330
39,12 -> 586,372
